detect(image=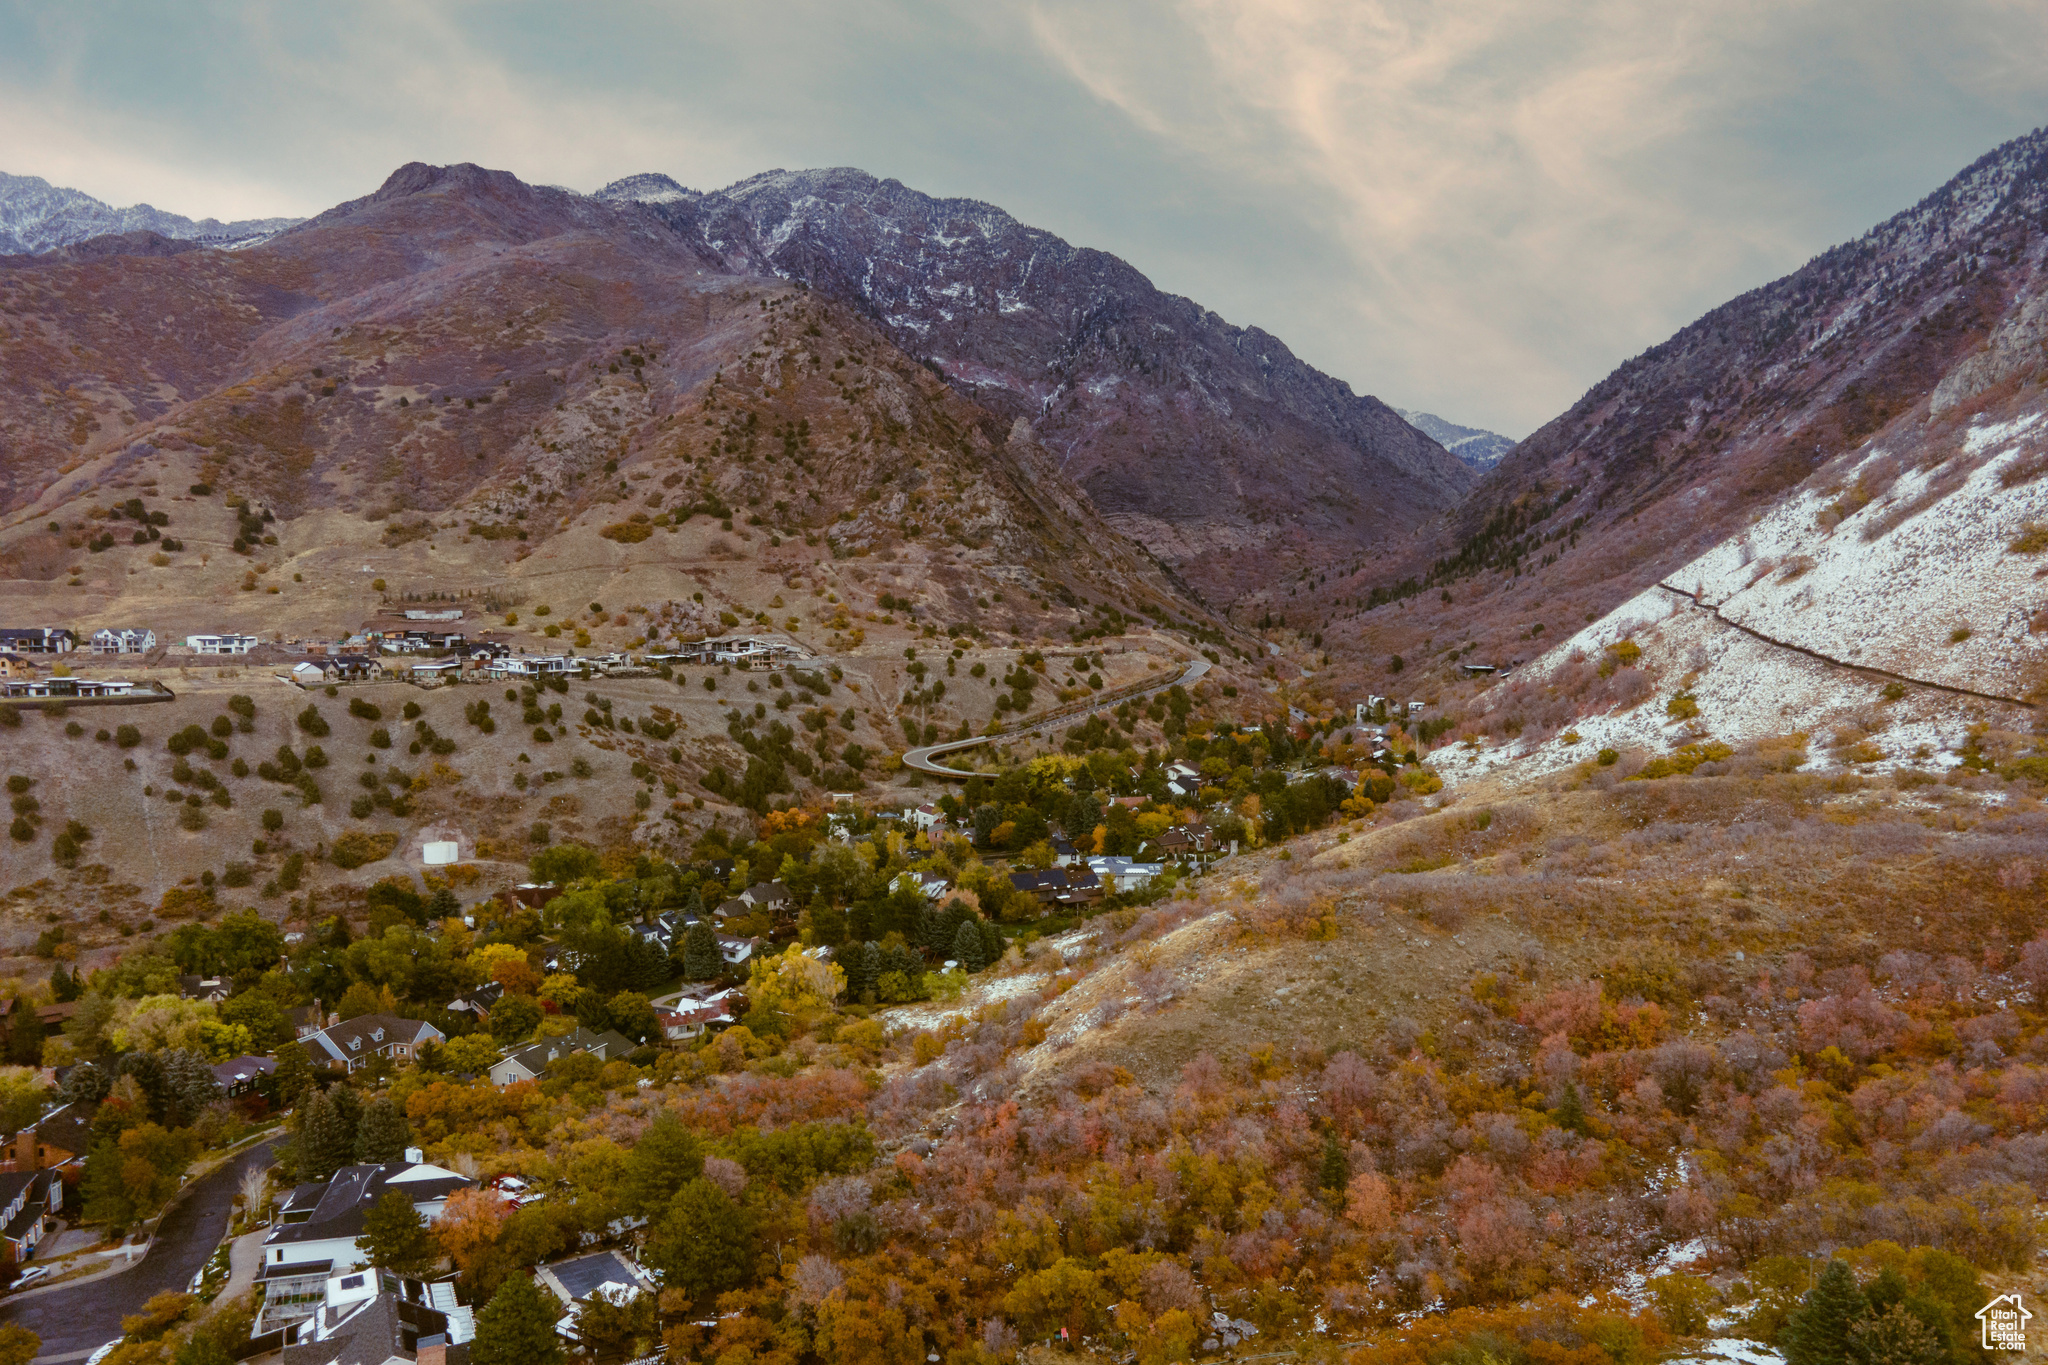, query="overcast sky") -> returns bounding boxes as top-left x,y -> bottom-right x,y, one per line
4,1 -> 2046,436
